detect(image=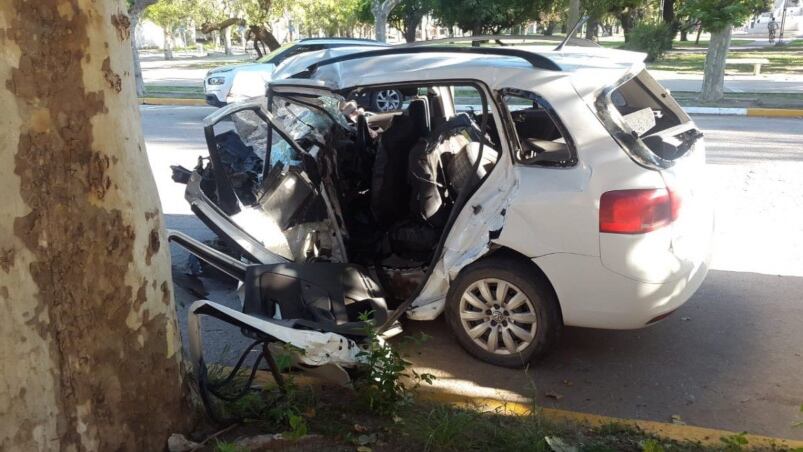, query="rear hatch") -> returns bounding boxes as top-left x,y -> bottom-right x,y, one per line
596,69 -> 714,282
